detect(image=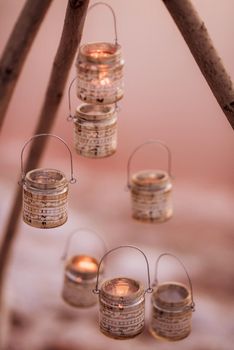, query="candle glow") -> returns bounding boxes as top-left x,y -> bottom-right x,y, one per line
100,77 -> 111,86
71,256 -> 98,274
89,49 -> 112,59
114,281 -> 130,296
108,278 -> 139,297
76,42 -> 124,104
